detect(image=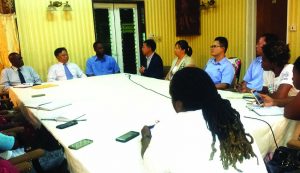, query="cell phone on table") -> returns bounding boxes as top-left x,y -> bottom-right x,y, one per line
68,139 -> 93,150
116,131 -> 140,143
251,90 -> 264,106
